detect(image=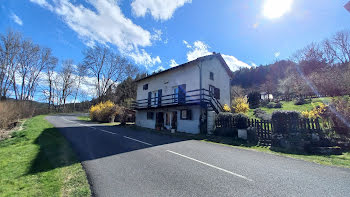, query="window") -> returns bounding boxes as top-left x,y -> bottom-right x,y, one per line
180,109 -> 192,120
209,85 -> 215,96
153,91 -> 158,106
143,84 -> 148,90
147,112 -> 154,120
210,72 -> 214,80
214,88 -> 220,100
172,86 -> 179,103
209,85 -> 220,100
